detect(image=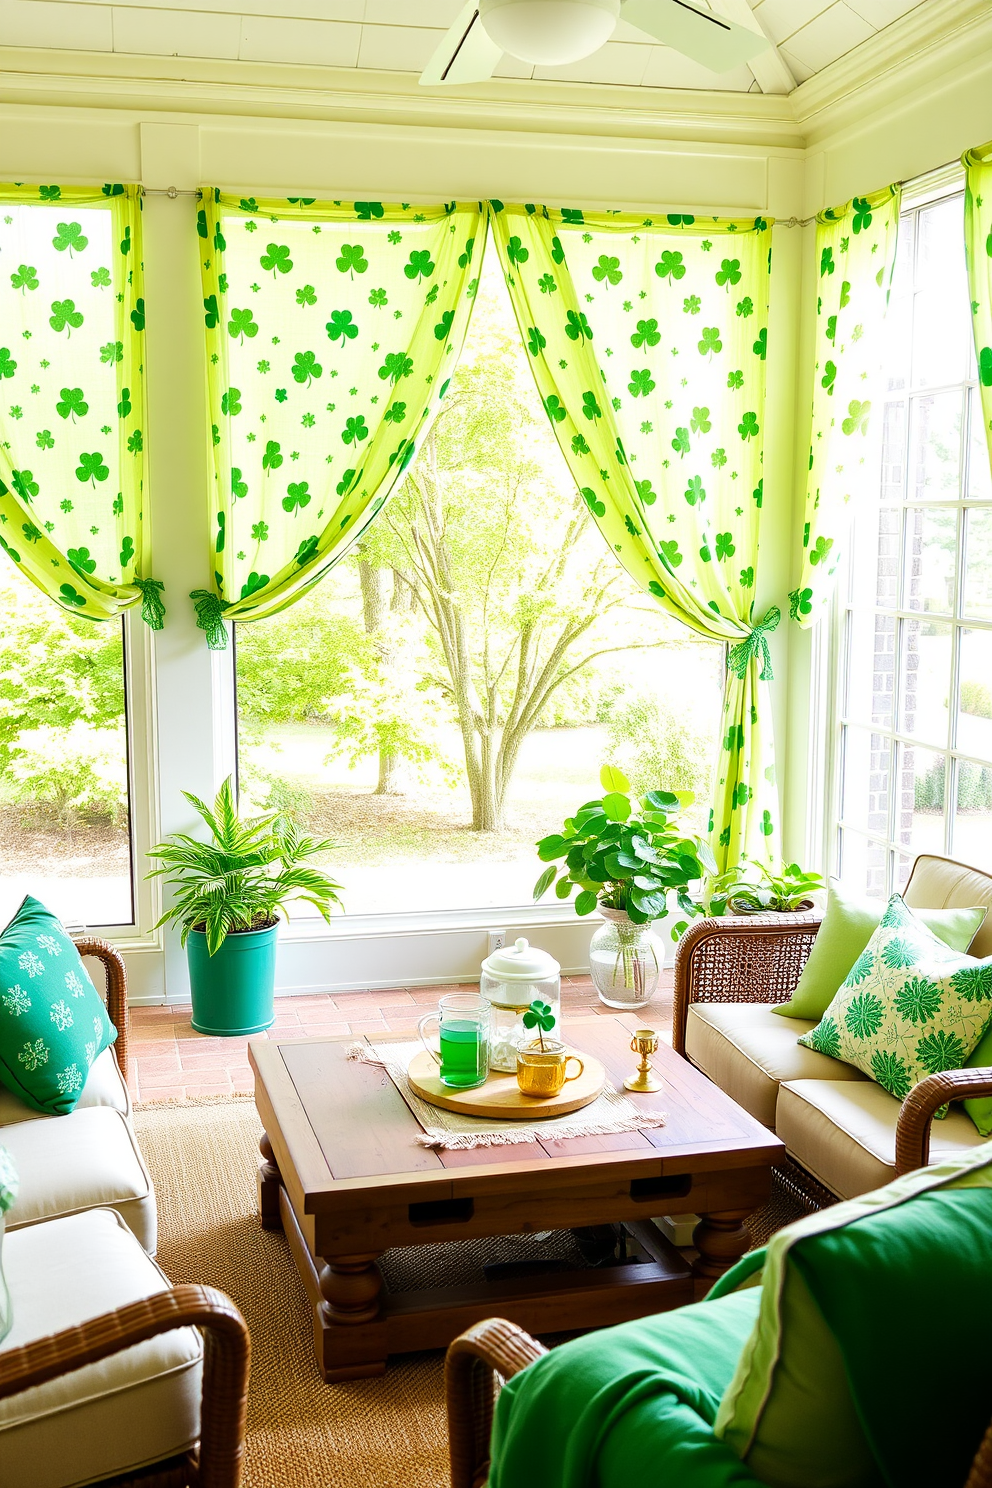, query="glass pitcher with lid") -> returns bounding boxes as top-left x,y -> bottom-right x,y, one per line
480,937 -> 561,1073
